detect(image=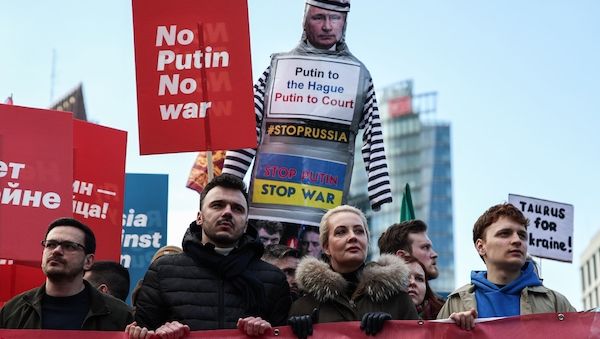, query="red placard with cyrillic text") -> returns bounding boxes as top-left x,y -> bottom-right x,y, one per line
0,105 -> 73,263
132,0 -> 256,155
73,120 -> 126,261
